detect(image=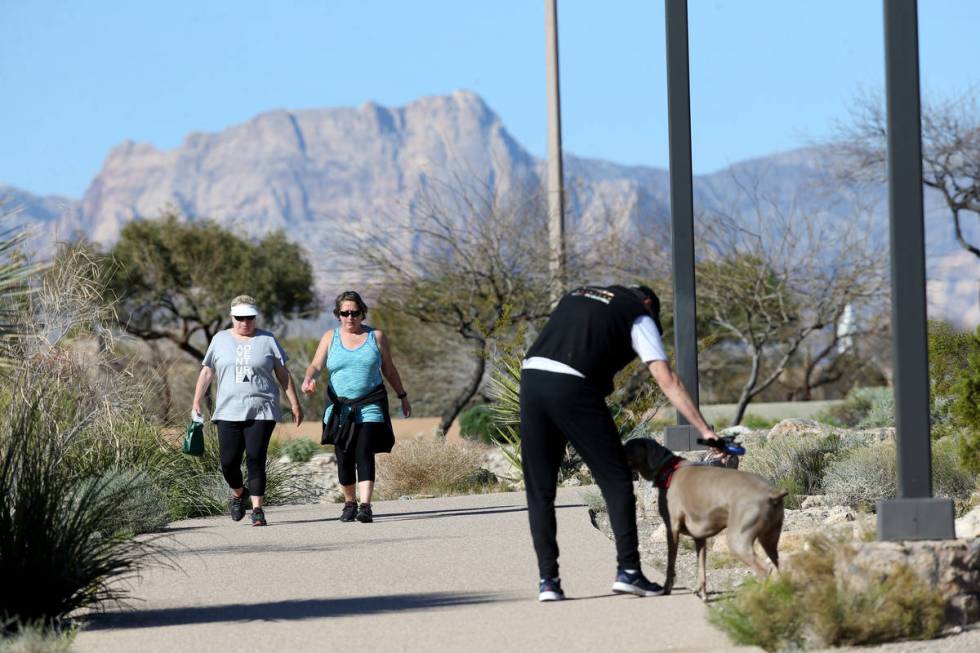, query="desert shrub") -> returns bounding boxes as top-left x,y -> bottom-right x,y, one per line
709,536 -> 946,651
0,394 -> 162,630
817,386 -> 892,427
824,439 -> 975,510
956,430 -> 980,476
458,404 -> 498,445
0,621 -> 75,652
80,469 -> 170,535
708,575 -> 804,652
741,433 -> 840,499
823,442 -> 897,510
375,438 -> 495,499
742,413 -> 778,430
281,438 -> 317,463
